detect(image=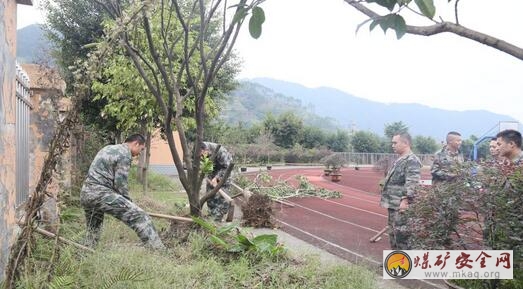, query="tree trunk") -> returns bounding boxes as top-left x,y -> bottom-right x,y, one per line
137,121 -> 147,185
142,130 -> 151,195
188,190 -> 202,217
